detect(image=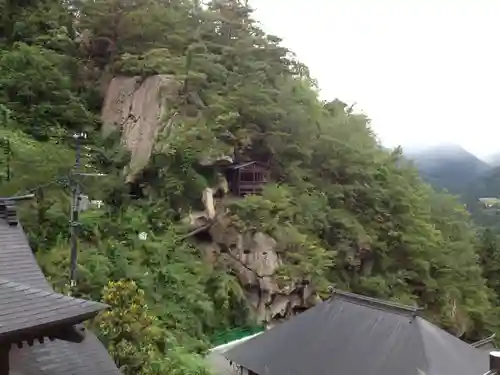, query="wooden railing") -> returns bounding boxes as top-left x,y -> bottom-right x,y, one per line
238,183 -> 264,197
